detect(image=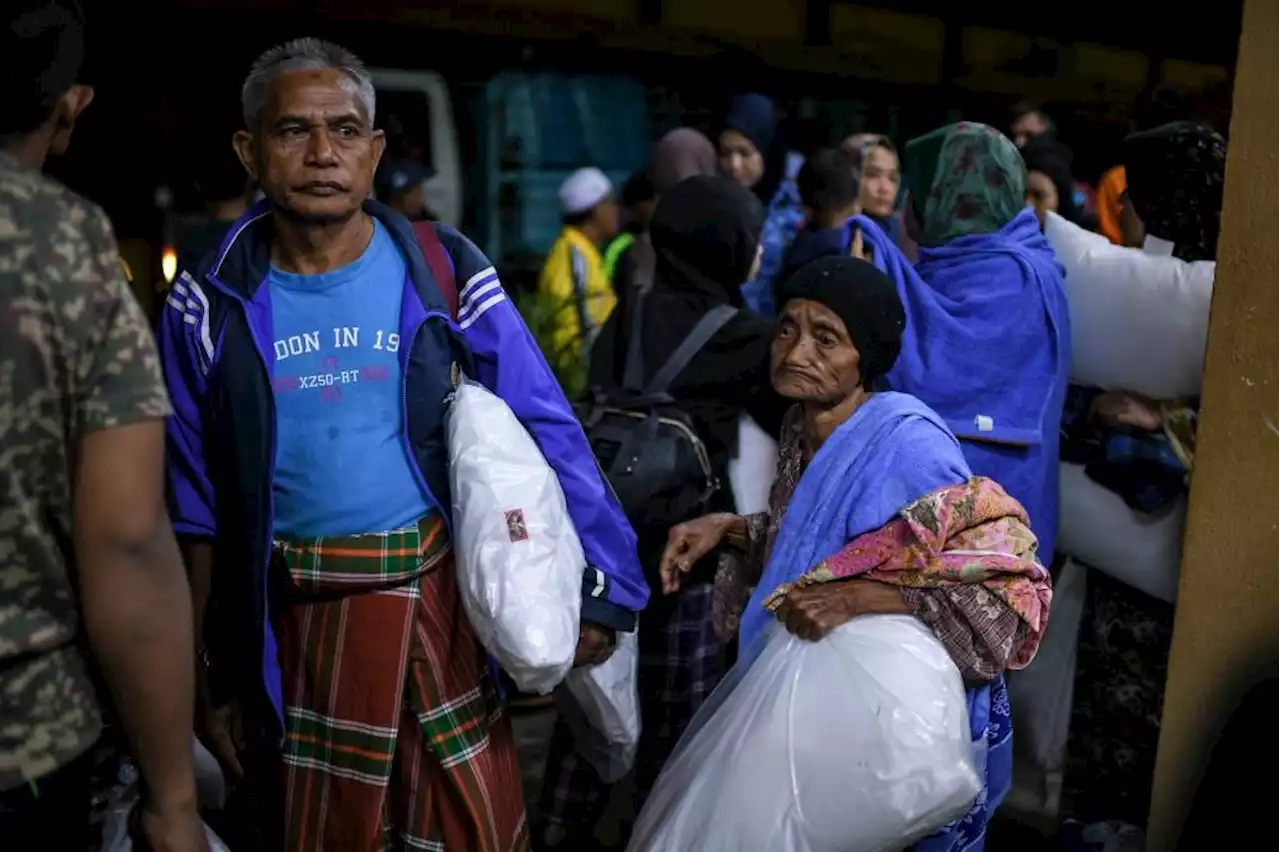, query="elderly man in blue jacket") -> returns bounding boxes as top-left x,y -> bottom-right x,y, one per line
157,37 -> 646,852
